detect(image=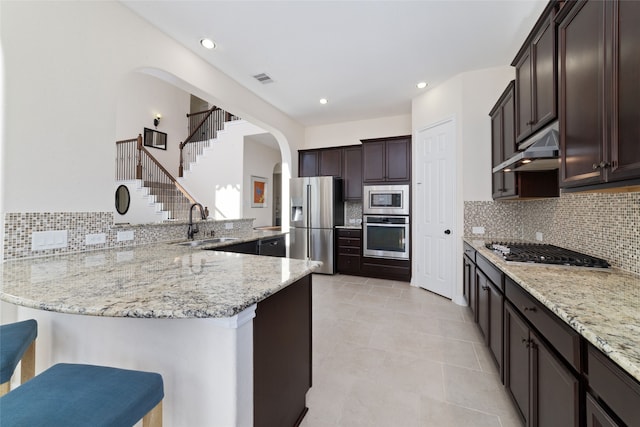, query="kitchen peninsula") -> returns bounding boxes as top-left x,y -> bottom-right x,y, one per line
0,235 -> 320,427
